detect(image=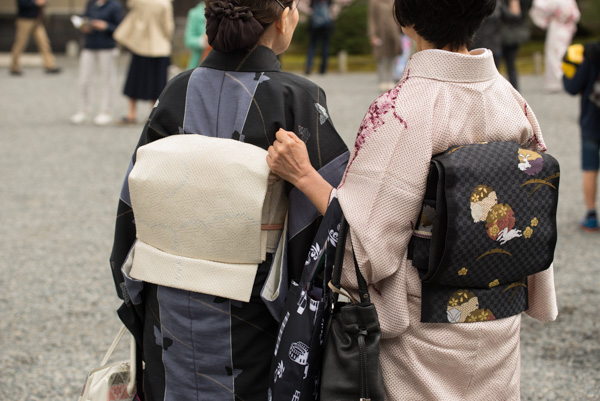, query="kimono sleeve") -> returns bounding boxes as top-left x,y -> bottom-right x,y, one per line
338,88 -> 432,285
515,94 -> 558,322
109,71 -> 190,300
525,264 -> 558,321
337,88 -> 433,336
284,80 -> 350,284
